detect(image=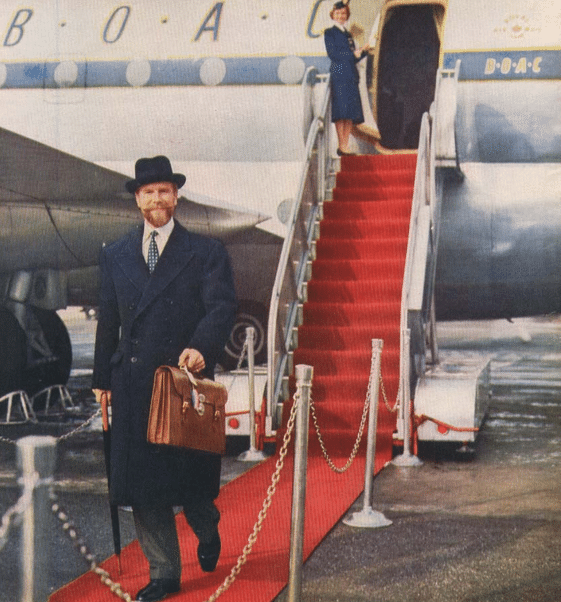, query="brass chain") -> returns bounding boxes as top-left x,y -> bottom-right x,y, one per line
0,399 -> 101,446
310,350 -> 378,473
310,390 -> 369,474
50,491 -> 134,602
224,337 -> 248,395
57,407 -> 102,441
380,376 -> 400,413
203,388 -> 300,602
